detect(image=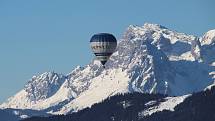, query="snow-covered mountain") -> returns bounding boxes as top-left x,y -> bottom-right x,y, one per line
1,23 -> 215,116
